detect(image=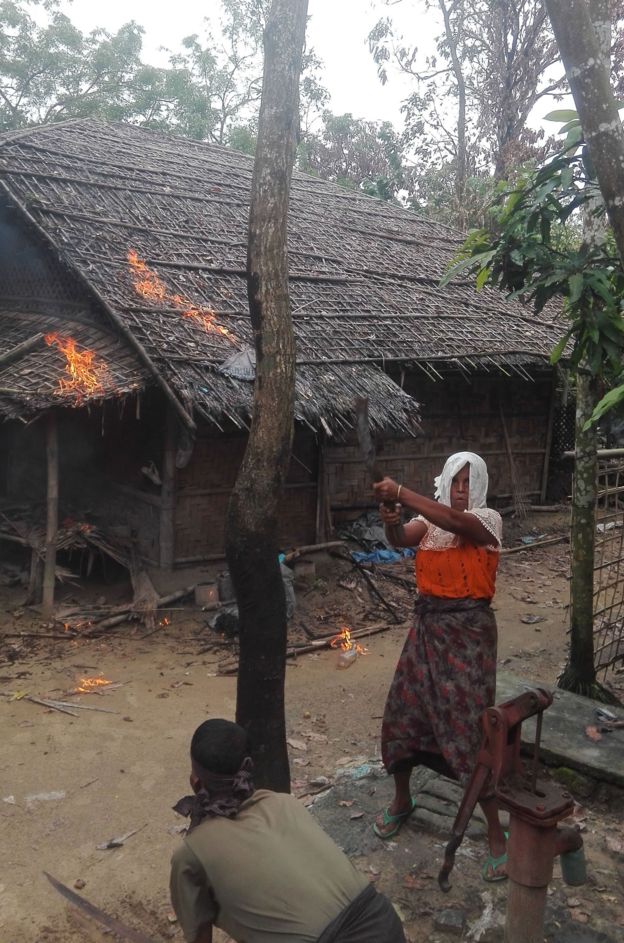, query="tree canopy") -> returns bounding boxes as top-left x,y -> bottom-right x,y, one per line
0,0 -> 411,201
369,0 -> 624,226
